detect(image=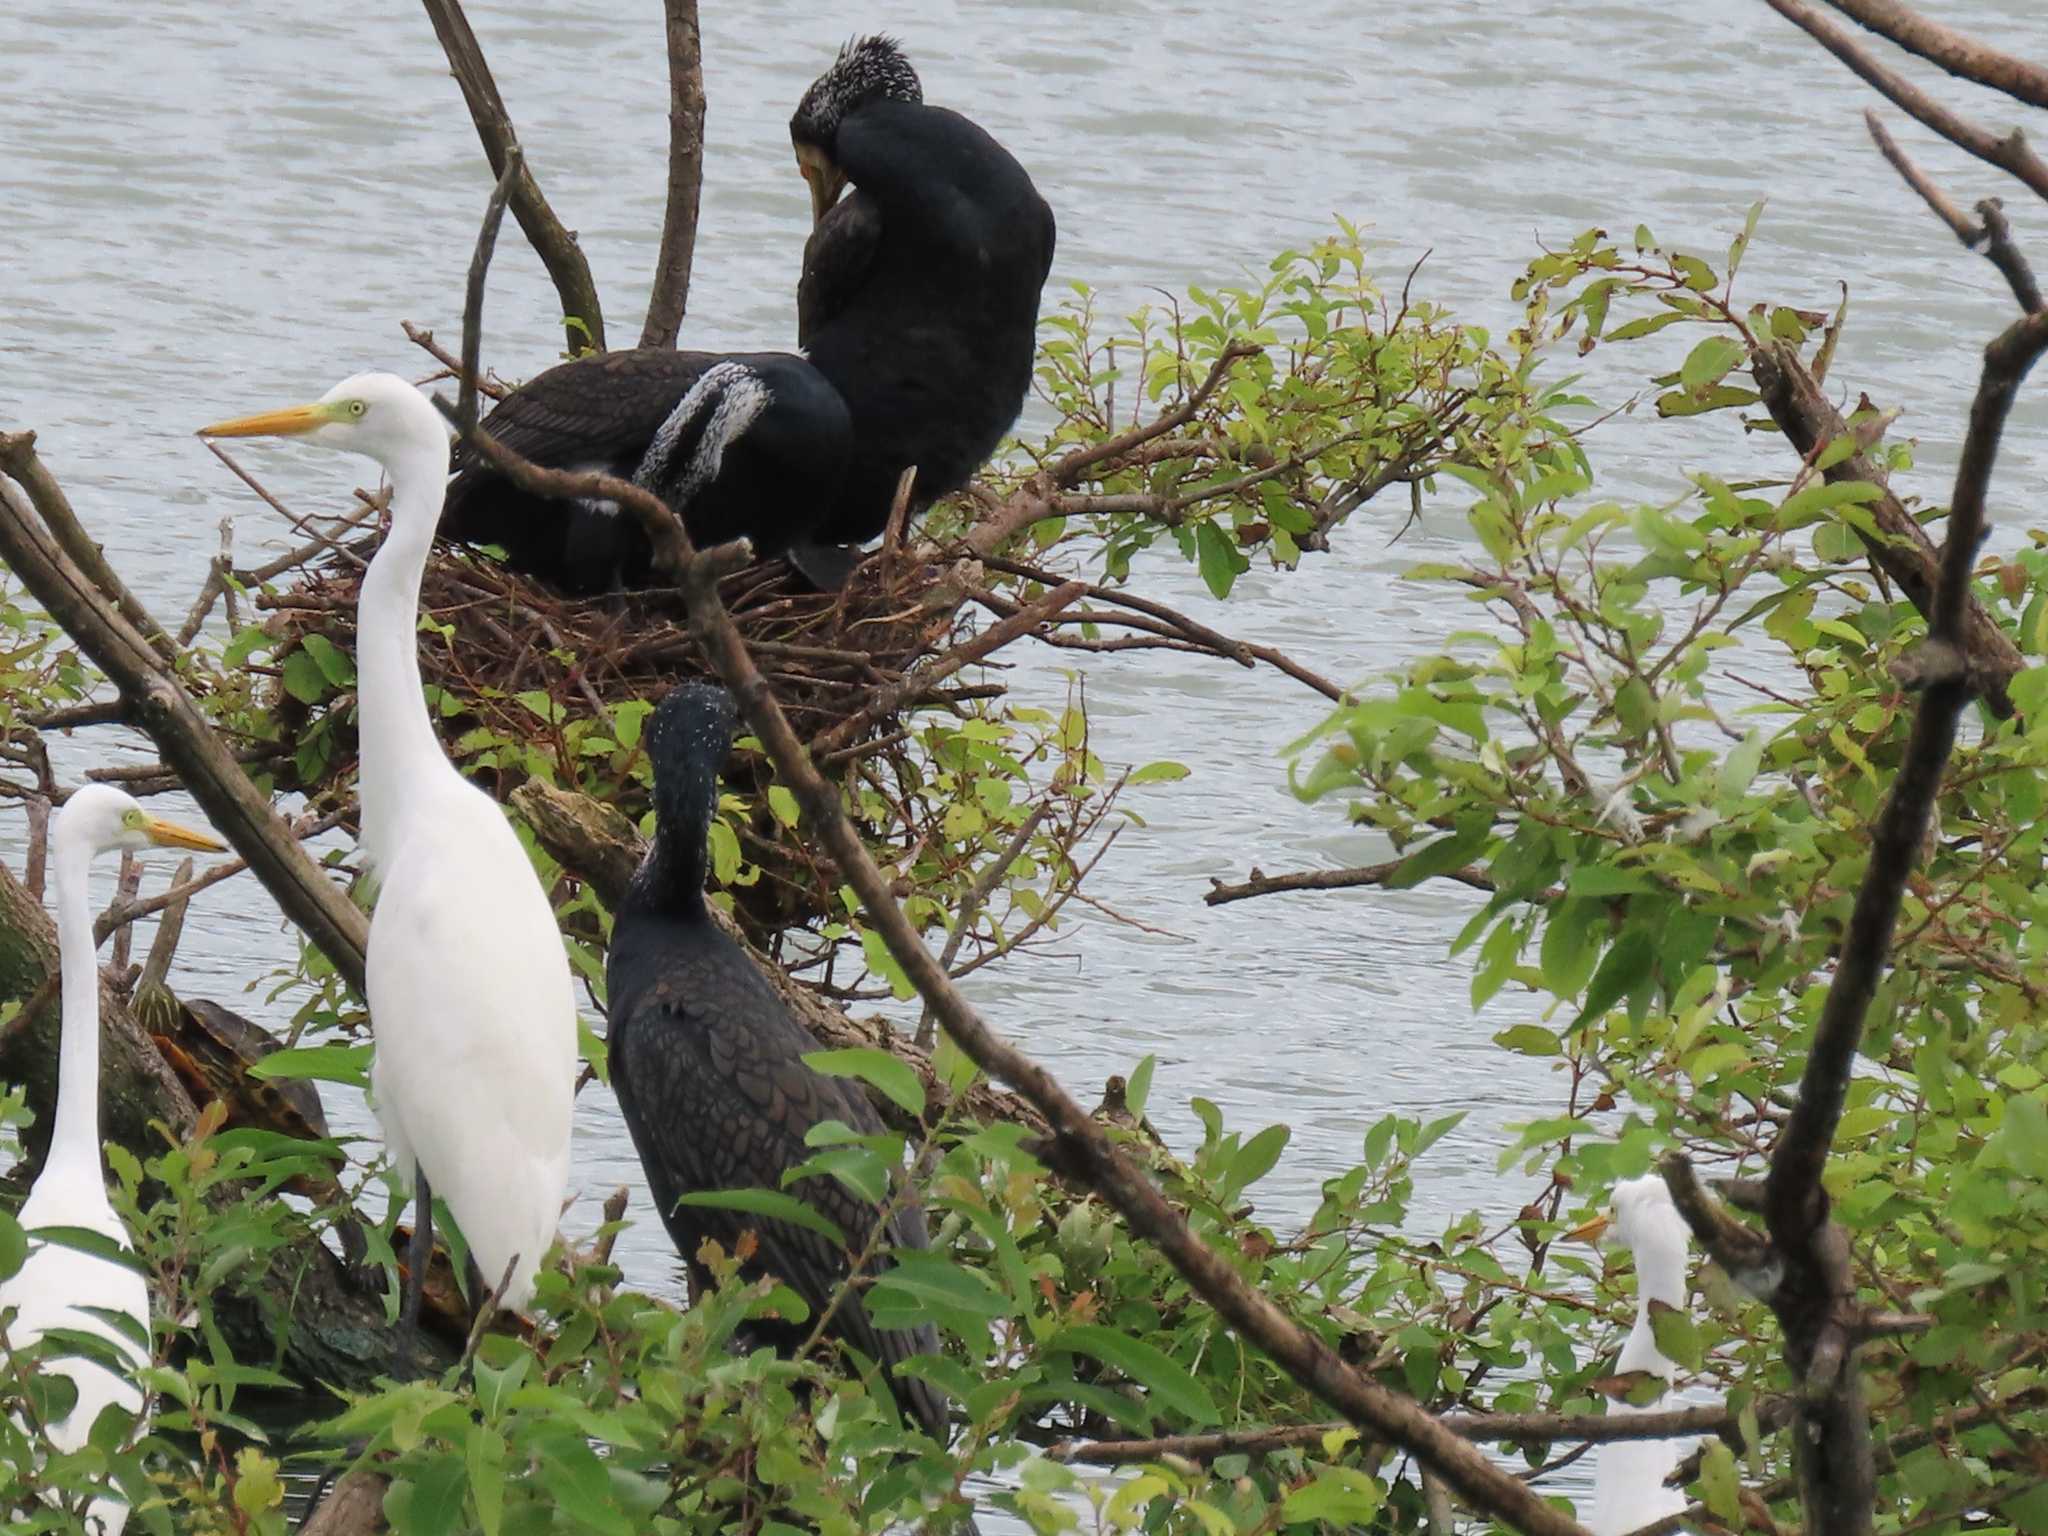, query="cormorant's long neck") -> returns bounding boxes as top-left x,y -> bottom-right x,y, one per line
356,435 -> 455,869
47,836 -> 105,1178
631,760 -> 716,922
